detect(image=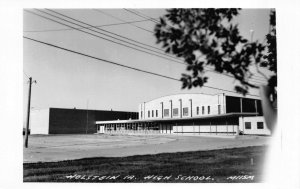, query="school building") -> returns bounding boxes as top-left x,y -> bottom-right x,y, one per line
96,93 -> 271,136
